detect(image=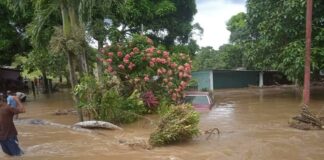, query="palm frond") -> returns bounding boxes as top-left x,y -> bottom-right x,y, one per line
30,0 -> 60,48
